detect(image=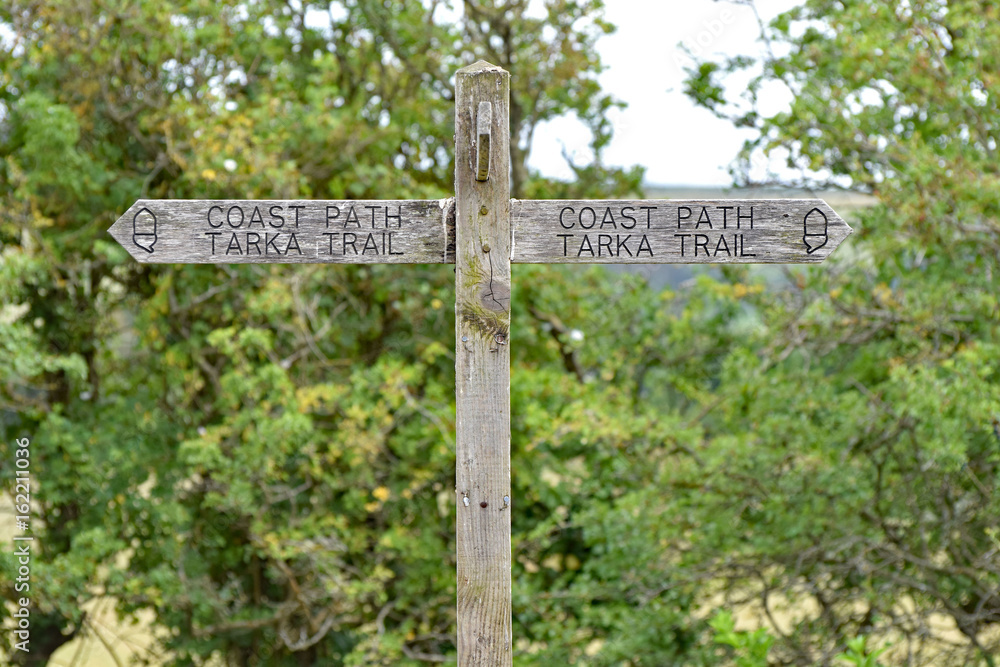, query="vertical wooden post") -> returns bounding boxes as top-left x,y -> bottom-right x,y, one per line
454,60 -> 512,666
